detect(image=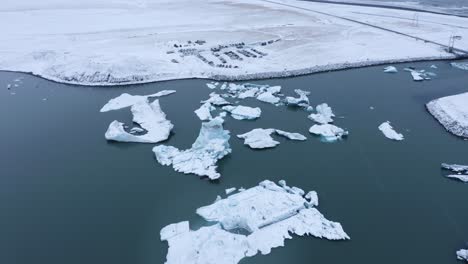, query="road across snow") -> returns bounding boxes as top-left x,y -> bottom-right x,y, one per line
1,0 -> 468,85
